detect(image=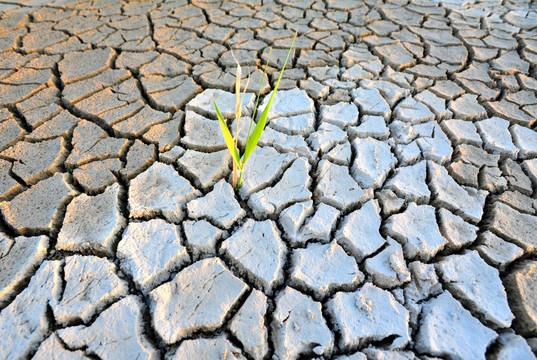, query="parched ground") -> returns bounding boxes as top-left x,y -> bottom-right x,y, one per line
1,0 -> 537,359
